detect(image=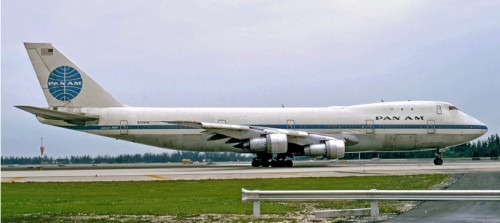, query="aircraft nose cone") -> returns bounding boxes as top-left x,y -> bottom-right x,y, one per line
468,113 -> 487,137
481,123 -> 488,135
472,116 -> 488,136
